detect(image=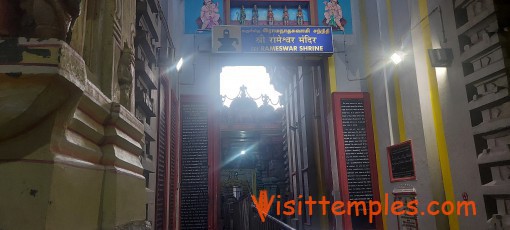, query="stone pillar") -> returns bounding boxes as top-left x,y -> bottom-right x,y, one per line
0,38 -> 146,229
